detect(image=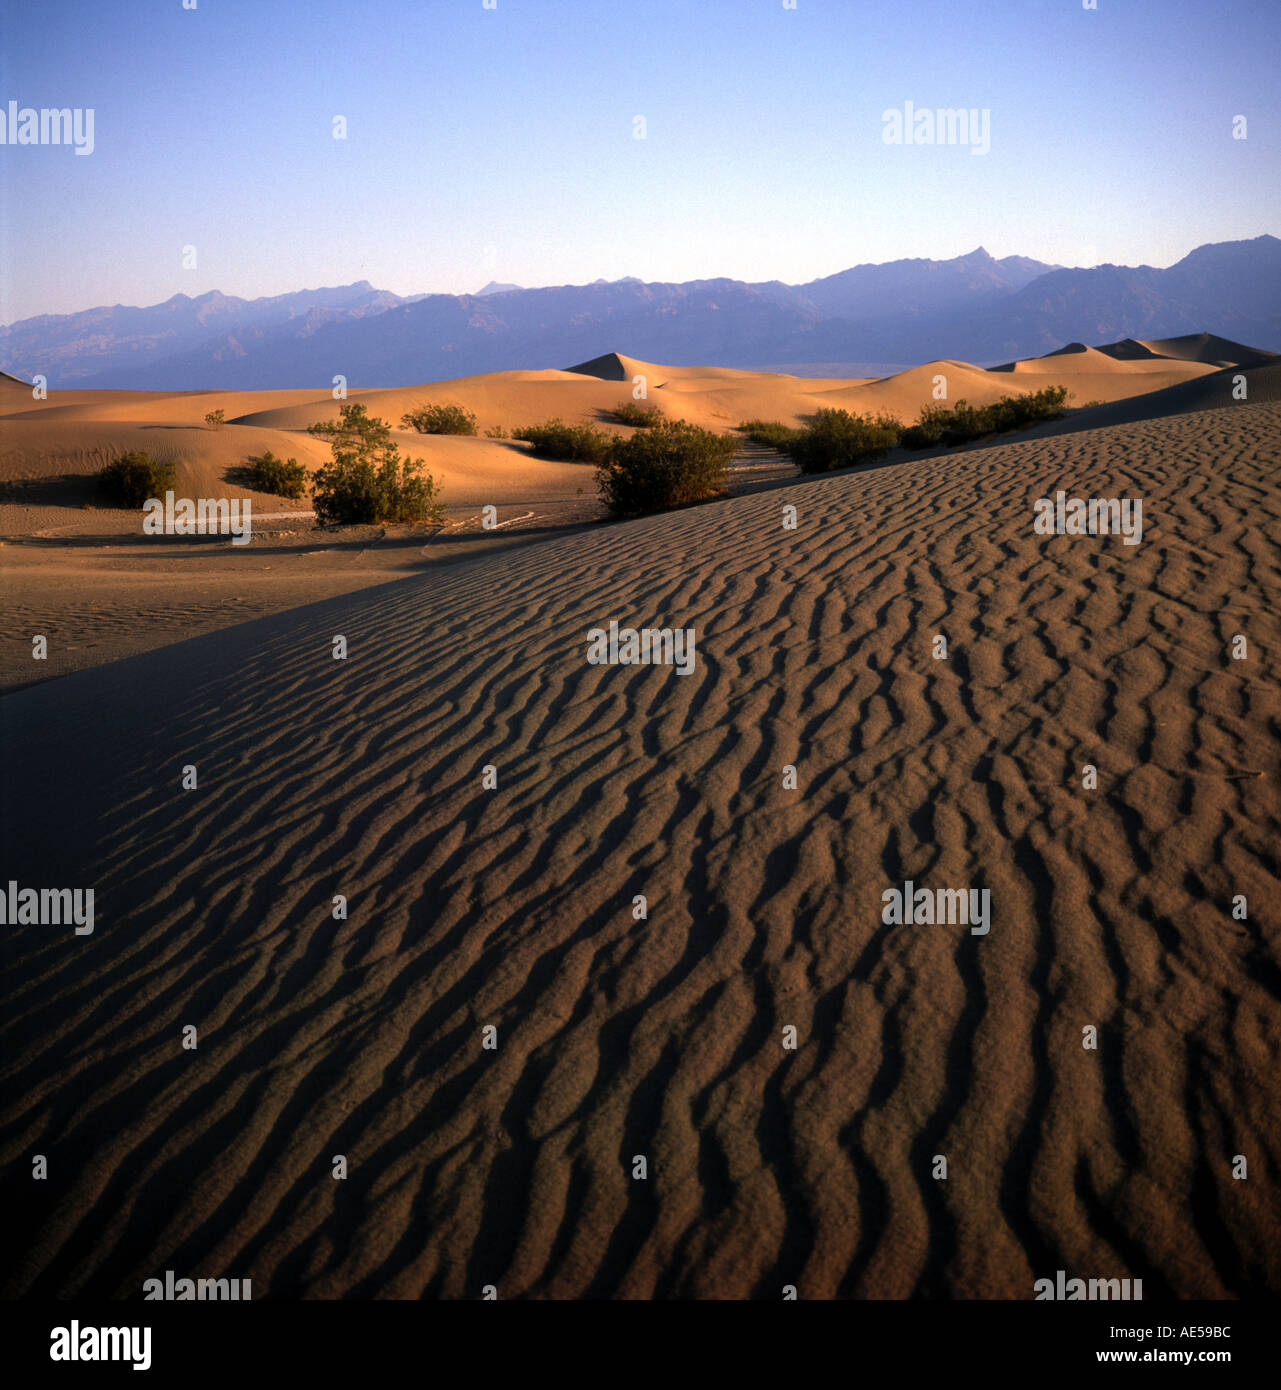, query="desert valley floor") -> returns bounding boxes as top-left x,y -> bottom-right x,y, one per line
1,340 -> 1279,1298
